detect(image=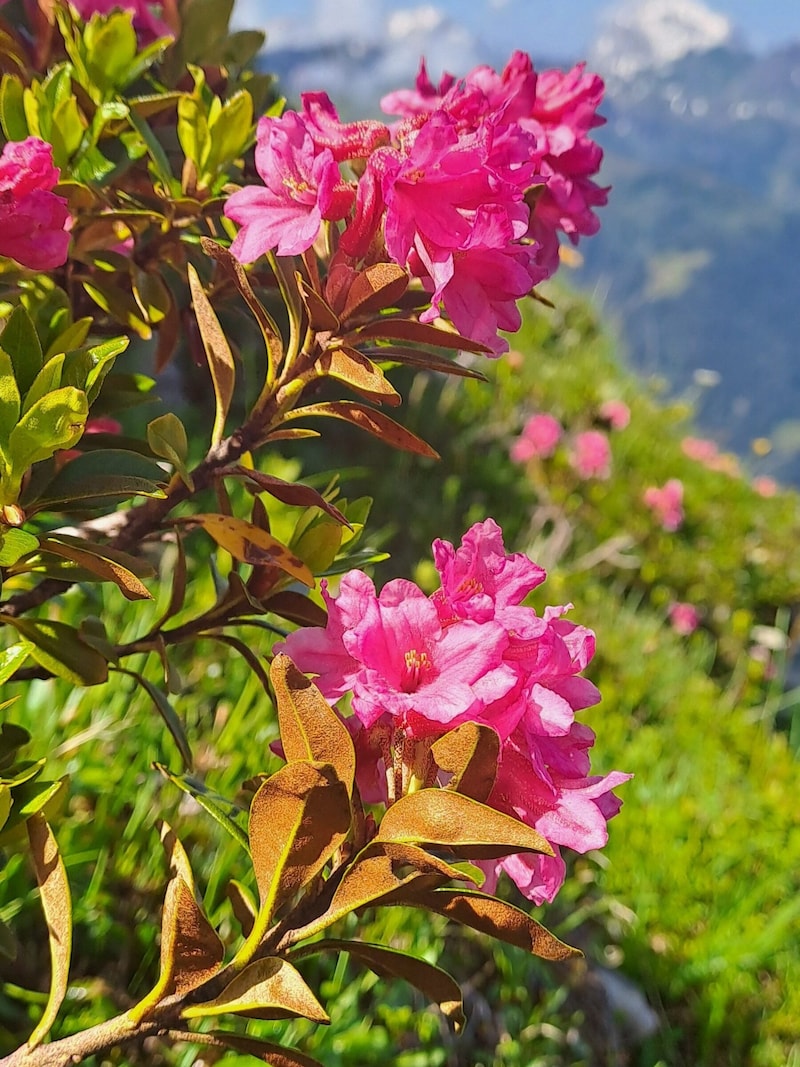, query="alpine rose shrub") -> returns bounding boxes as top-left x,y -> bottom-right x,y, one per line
225,51 -> 608,355
510,412 -> 563,462
643,478 -> 684,531
280,519 -> 630,904
0,137 -> 71,270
